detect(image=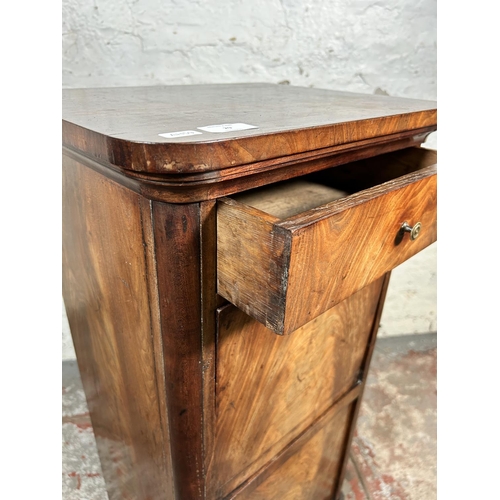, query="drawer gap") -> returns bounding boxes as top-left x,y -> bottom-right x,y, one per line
233,147 -> 436,221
